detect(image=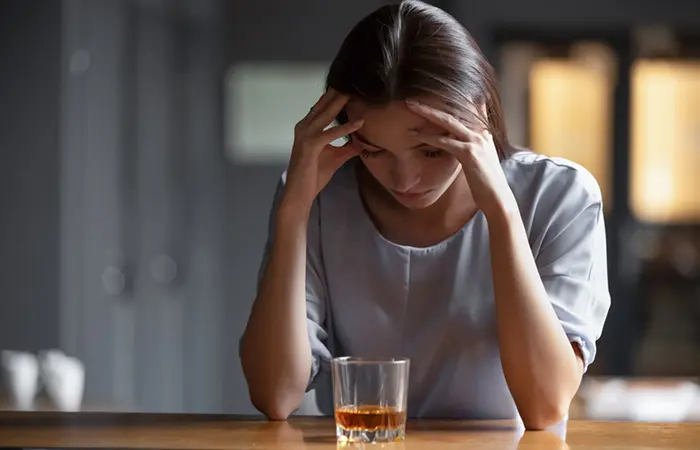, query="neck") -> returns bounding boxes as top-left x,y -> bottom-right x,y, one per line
356,163 -> 477,234
421,173 -> 476,228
